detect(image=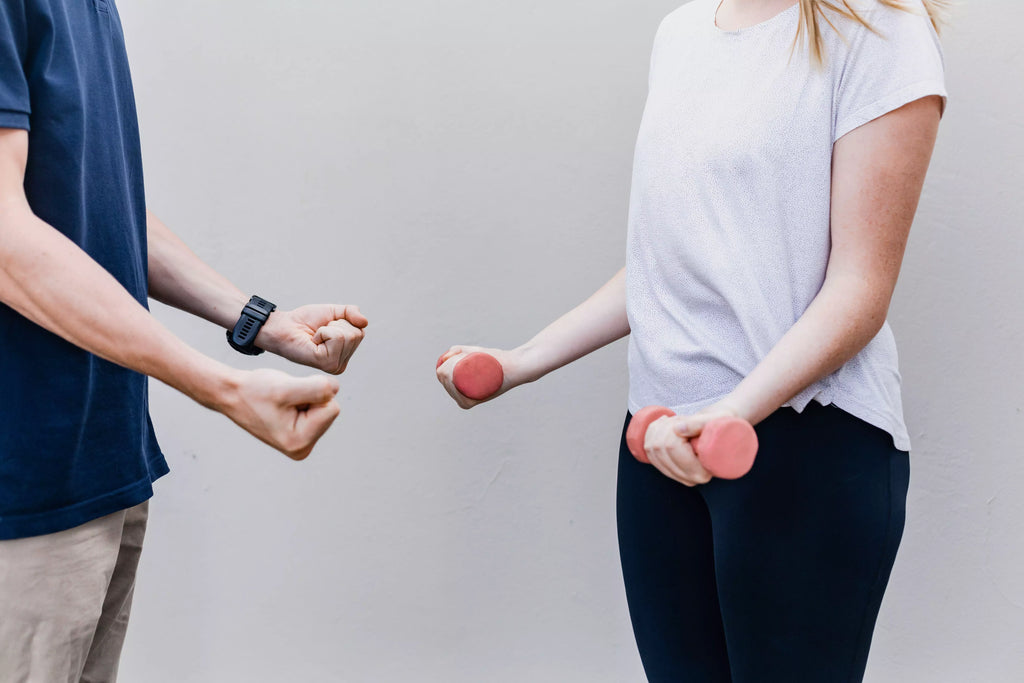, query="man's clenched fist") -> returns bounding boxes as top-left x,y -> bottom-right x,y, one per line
256,304 -> 368,375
